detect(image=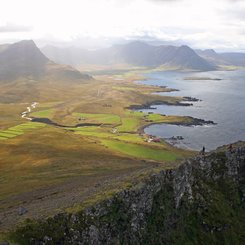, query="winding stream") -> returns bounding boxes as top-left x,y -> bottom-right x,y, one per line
21,102 -> 38,121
